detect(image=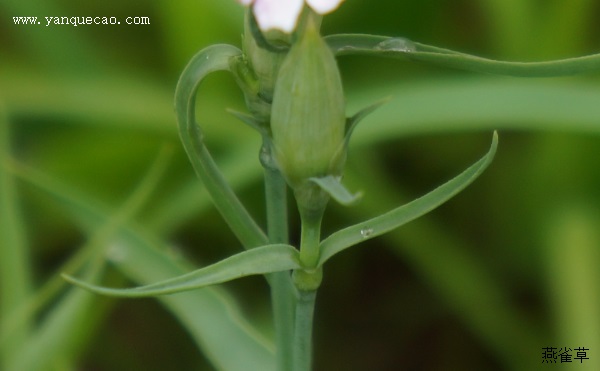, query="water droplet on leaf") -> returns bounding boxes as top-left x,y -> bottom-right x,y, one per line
360,228 -> 373,238
374,38 -> 416,53
338,45 -> 358,52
